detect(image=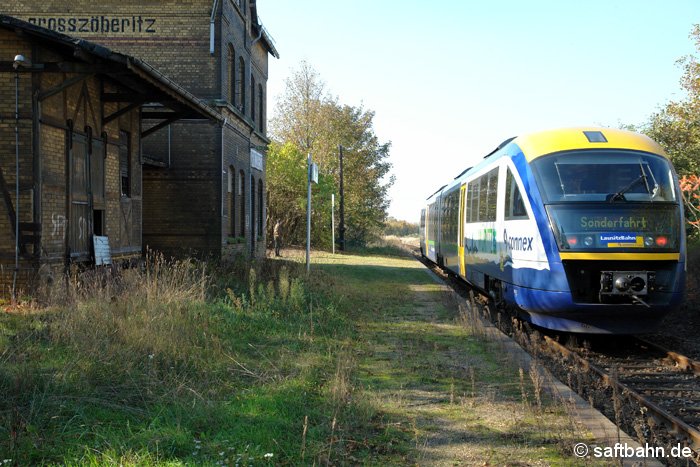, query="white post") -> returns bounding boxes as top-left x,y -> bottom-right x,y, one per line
306,153 -> 312,273
331,193 -> 335,254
